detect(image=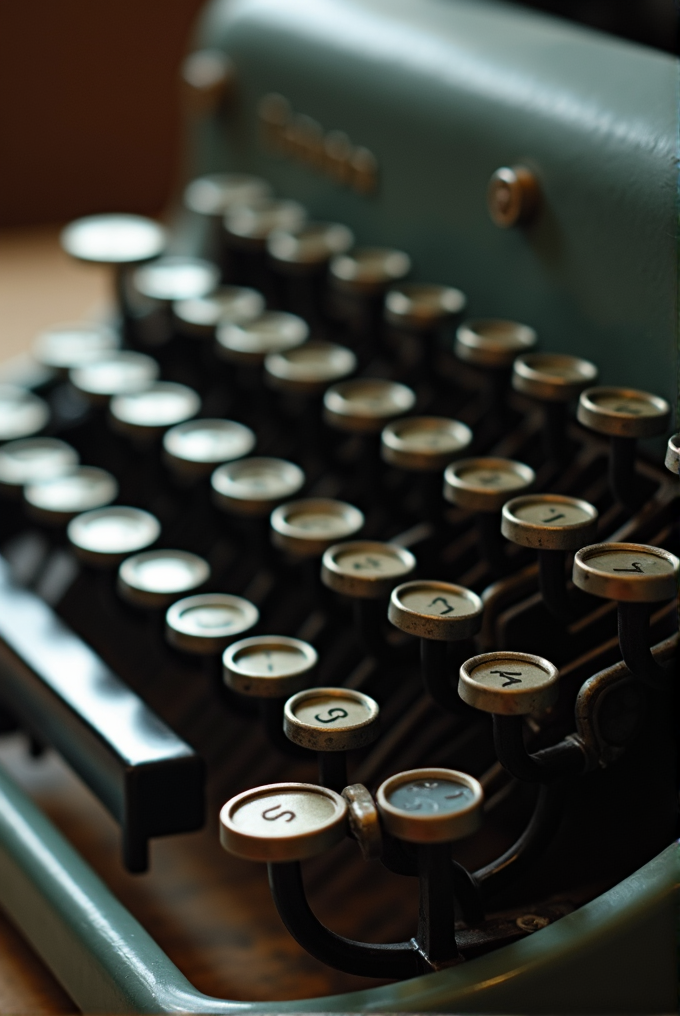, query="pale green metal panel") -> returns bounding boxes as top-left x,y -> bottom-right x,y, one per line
188,0 -> 678,423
